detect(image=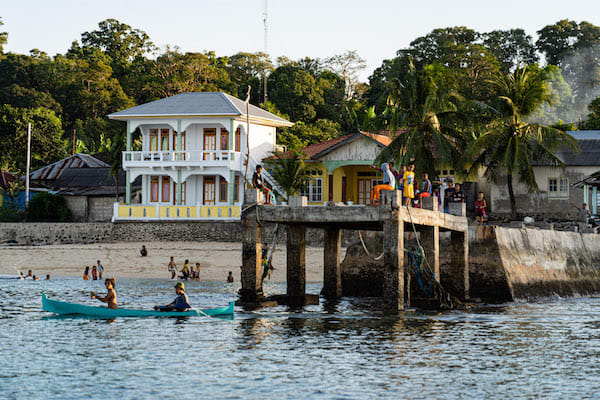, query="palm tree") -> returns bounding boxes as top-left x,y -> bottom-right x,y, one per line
109,131 -> 125,200
466,66 -> 578,219
375,60 -> 472,176
264,151 -> 309,198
